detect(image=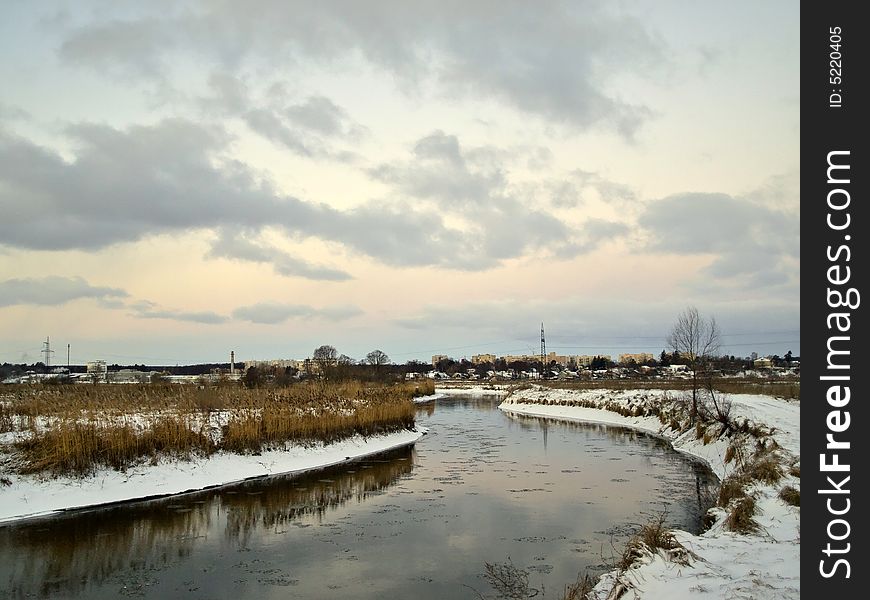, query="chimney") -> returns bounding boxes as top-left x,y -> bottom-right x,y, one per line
230,350 -> 235,376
